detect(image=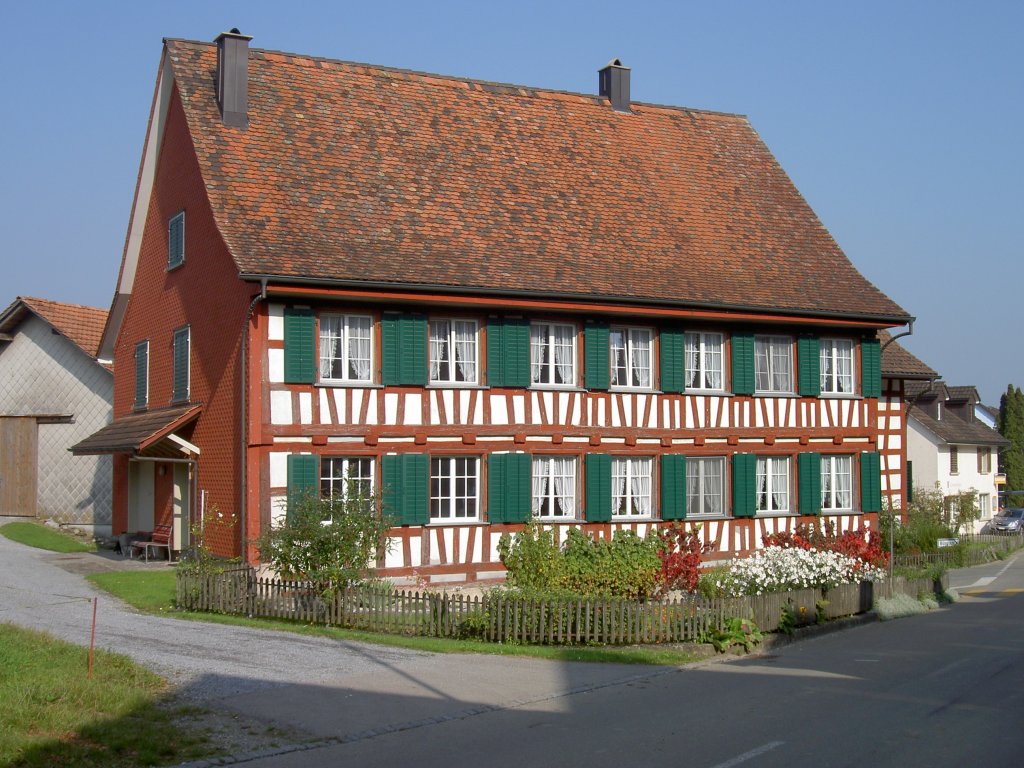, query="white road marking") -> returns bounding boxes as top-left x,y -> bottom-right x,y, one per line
709,741 -> 785,768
